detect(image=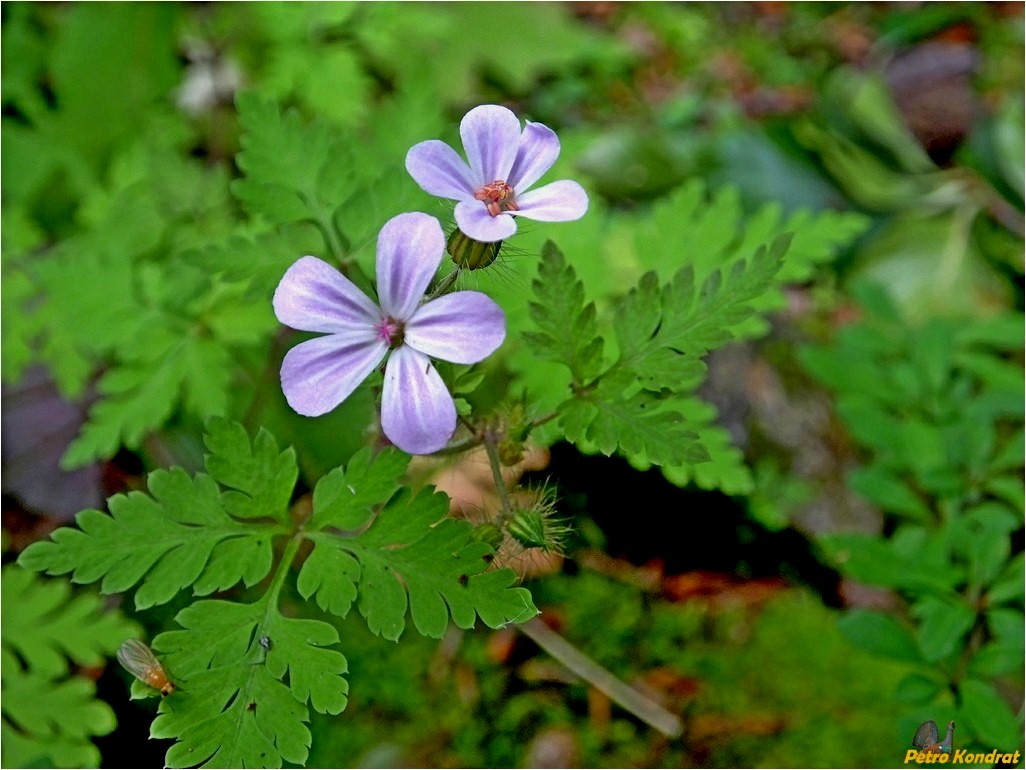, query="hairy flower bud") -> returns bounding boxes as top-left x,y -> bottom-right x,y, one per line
505,486 -> 570,555
447,229 -> 503,270
507,509 -> 548,550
